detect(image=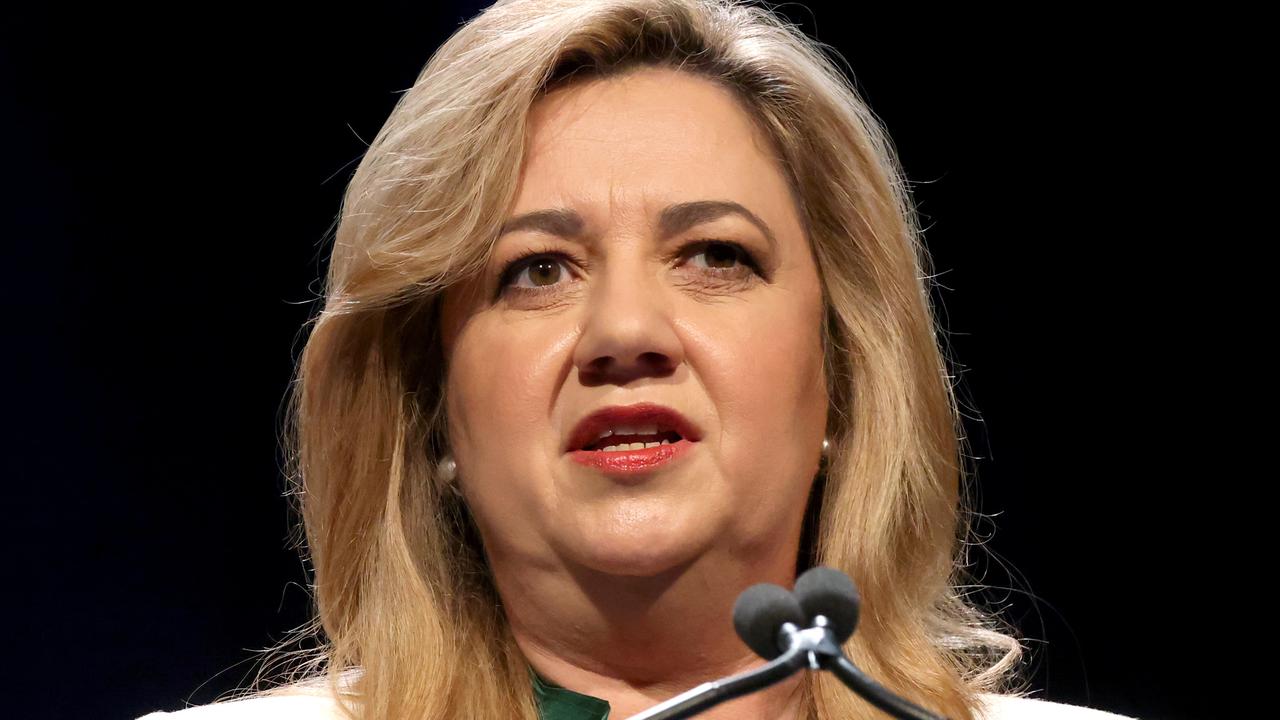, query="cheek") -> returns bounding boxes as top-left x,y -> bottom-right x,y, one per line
444,314 -> 575,510
690,291 -> 826,488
